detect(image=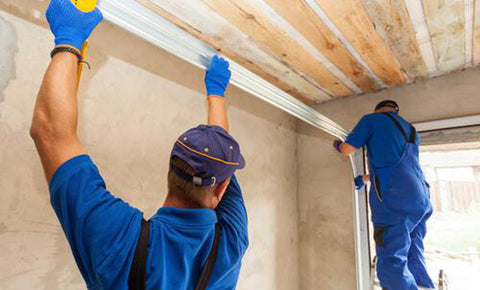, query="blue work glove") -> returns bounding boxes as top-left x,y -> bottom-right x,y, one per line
354,176 -> 366,190
333,140 -> 343,153
46,0 -> 103,52
204,56 -> 231,97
